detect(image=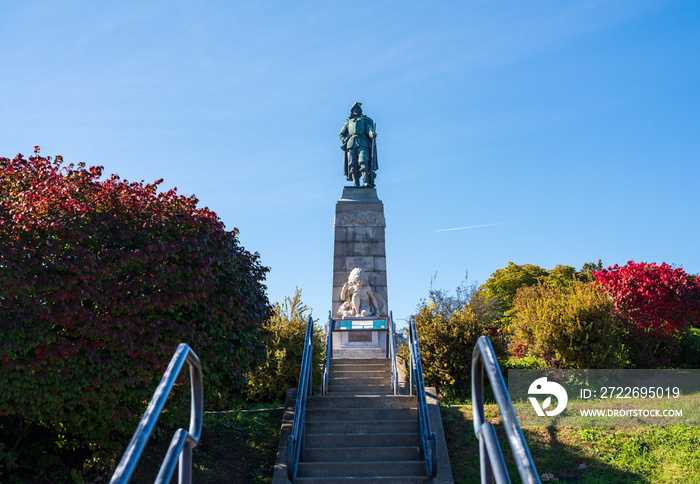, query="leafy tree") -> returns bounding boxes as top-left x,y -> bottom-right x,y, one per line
547,264 -> 586,287
594,261 -> 700,366
581,259 -> 604,279
246,288 -> 324,402
481,262 -> 549,327
481,262 -> 600,328
0,154 -> 271,476
511,281 -> 625,369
